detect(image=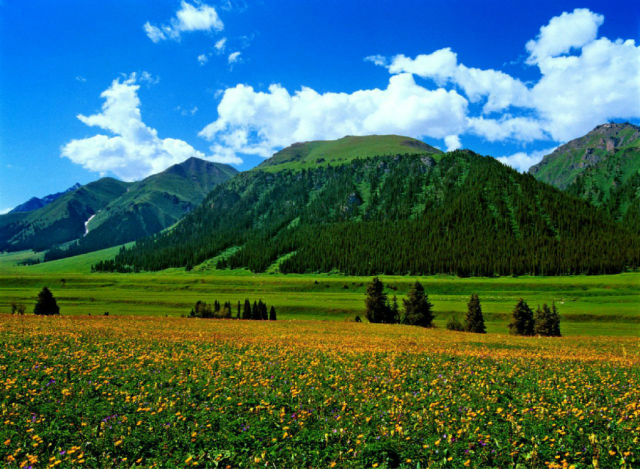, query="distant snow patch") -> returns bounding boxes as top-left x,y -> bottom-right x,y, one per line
84,213 -> 97,236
